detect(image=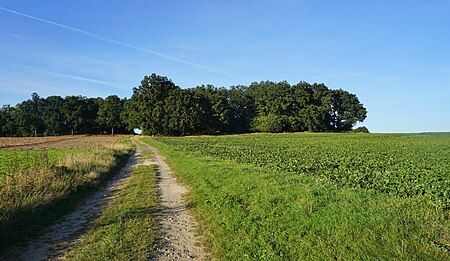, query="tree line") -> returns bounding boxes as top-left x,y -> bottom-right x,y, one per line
0,93 -> 128,136
0,73 -> 367,137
